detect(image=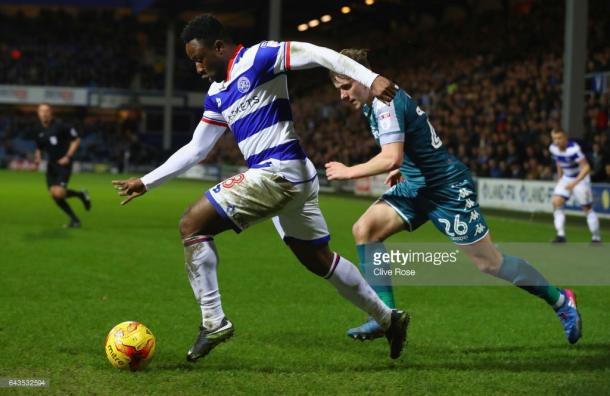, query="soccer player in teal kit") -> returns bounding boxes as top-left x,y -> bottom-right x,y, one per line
325,49 -> 581,344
